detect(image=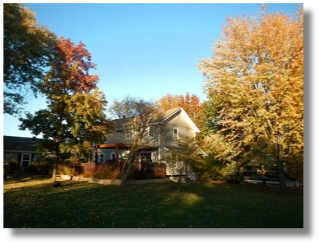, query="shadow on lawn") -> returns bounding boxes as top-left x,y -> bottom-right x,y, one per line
4,177 -> 303,228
